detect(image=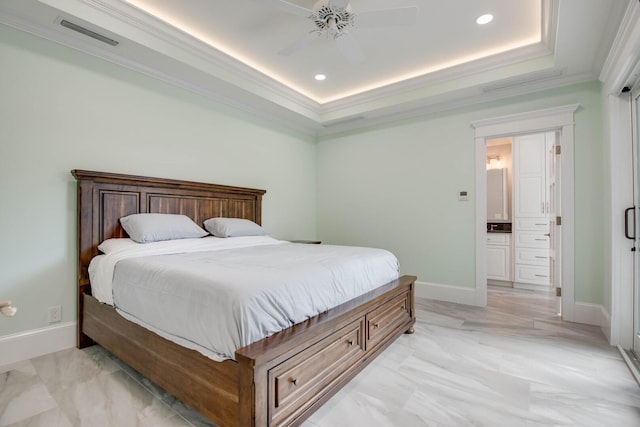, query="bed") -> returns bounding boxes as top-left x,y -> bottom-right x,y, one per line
72,169 -> 416,427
